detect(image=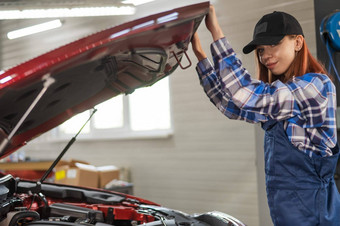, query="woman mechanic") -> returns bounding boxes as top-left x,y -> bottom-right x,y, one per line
191,5 -> 340,226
